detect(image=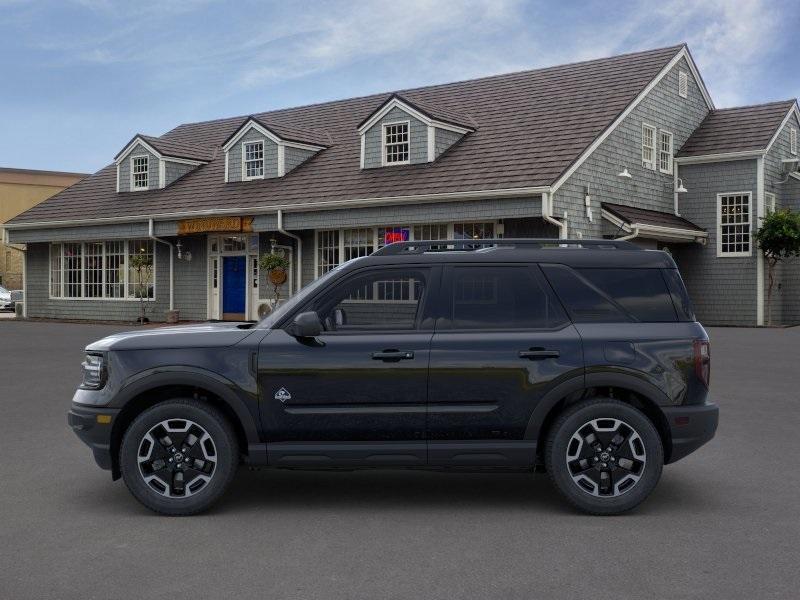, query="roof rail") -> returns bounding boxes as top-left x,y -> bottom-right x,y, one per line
373,238 -> 641,256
